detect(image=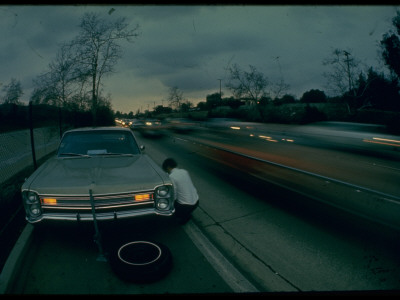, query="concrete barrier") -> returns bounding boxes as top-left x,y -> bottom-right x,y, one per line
0,224 -> 34,294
